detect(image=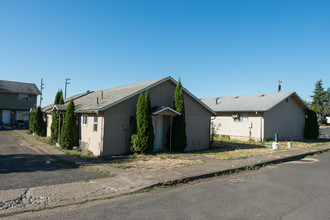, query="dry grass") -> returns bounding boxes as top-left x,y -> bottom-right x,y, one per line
195,137 -> 330,160
116,155 -> 203,170
88,154 -> 204,170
